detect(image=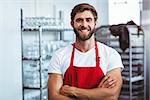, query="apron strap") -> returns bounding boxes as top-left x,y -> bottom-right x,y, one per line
70,43 -> 75,66
95,41 -> 100,67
